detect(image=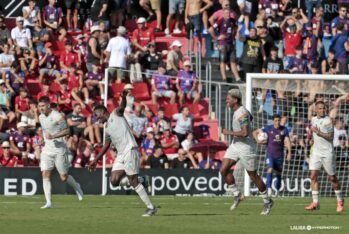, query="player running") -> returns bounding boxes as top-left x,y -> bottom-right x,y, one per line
305,101 -> 344,212
88,90 -> 156,217
253,114 -> 292,197
38,96 -> 84,209
221,89 -> 273,215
